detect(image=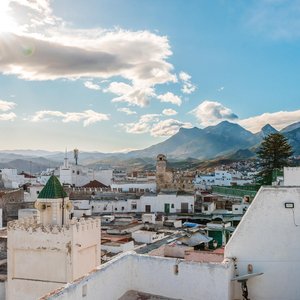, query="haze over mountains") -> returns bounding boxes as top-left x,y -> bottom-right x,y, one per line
1,120 -> 300,172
